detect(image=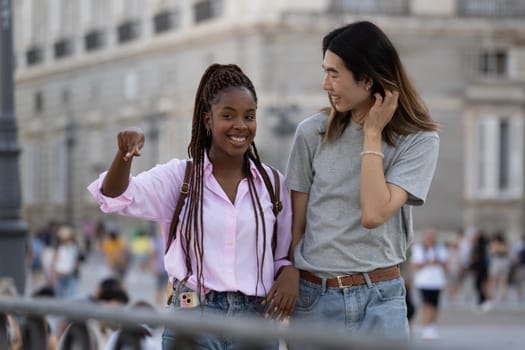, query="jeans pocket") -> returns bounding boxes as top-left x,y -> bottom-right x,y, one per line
294,279 -> 321,312
373,277 -> 406,301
